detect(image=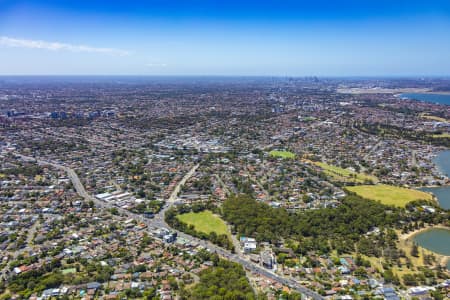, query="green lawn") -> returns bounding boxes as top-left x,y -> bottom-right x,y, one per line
269,150 -> 296,159
420,113 -> 448,123
62,268 -> 77,275
302,116 -> 316,122
432,133 -> 450,138
176,210 -> 230,236
346,184 -> 433,207
314,161 -> 377,183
